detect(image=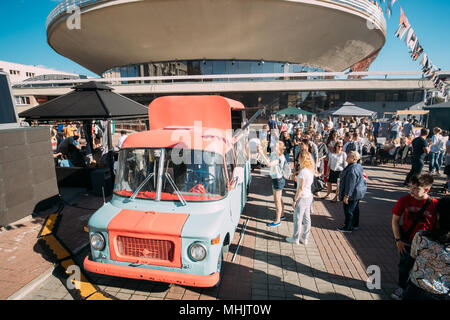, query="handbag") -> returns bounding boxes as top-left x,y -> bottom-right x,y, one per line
312,176 -> 326,194
282,160 -> 292,180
